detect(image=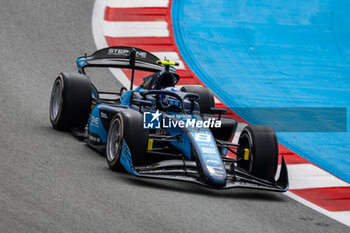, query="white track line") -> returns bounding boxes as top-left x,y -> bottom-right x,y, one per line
107,0 -> 169,8
103,21 -> 169,37
214,96 -> 221,104
332,211 -> 350,226
287,164 -> 350,190
92,0 -> 108,48
231,122 -> 248,144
